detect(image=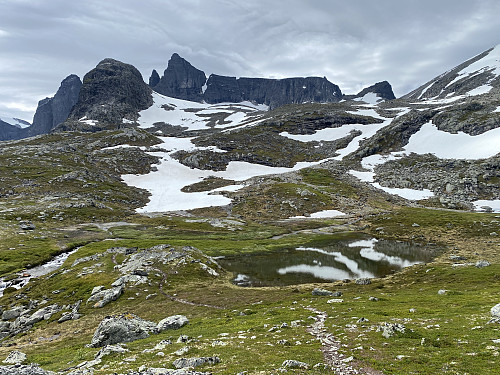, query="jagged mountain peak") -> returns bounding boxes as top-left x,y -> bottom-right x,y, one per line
403,44 -> 500,101
343,80 -> 396,103
150,54 -> 342,108
150,53 -> 207,102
